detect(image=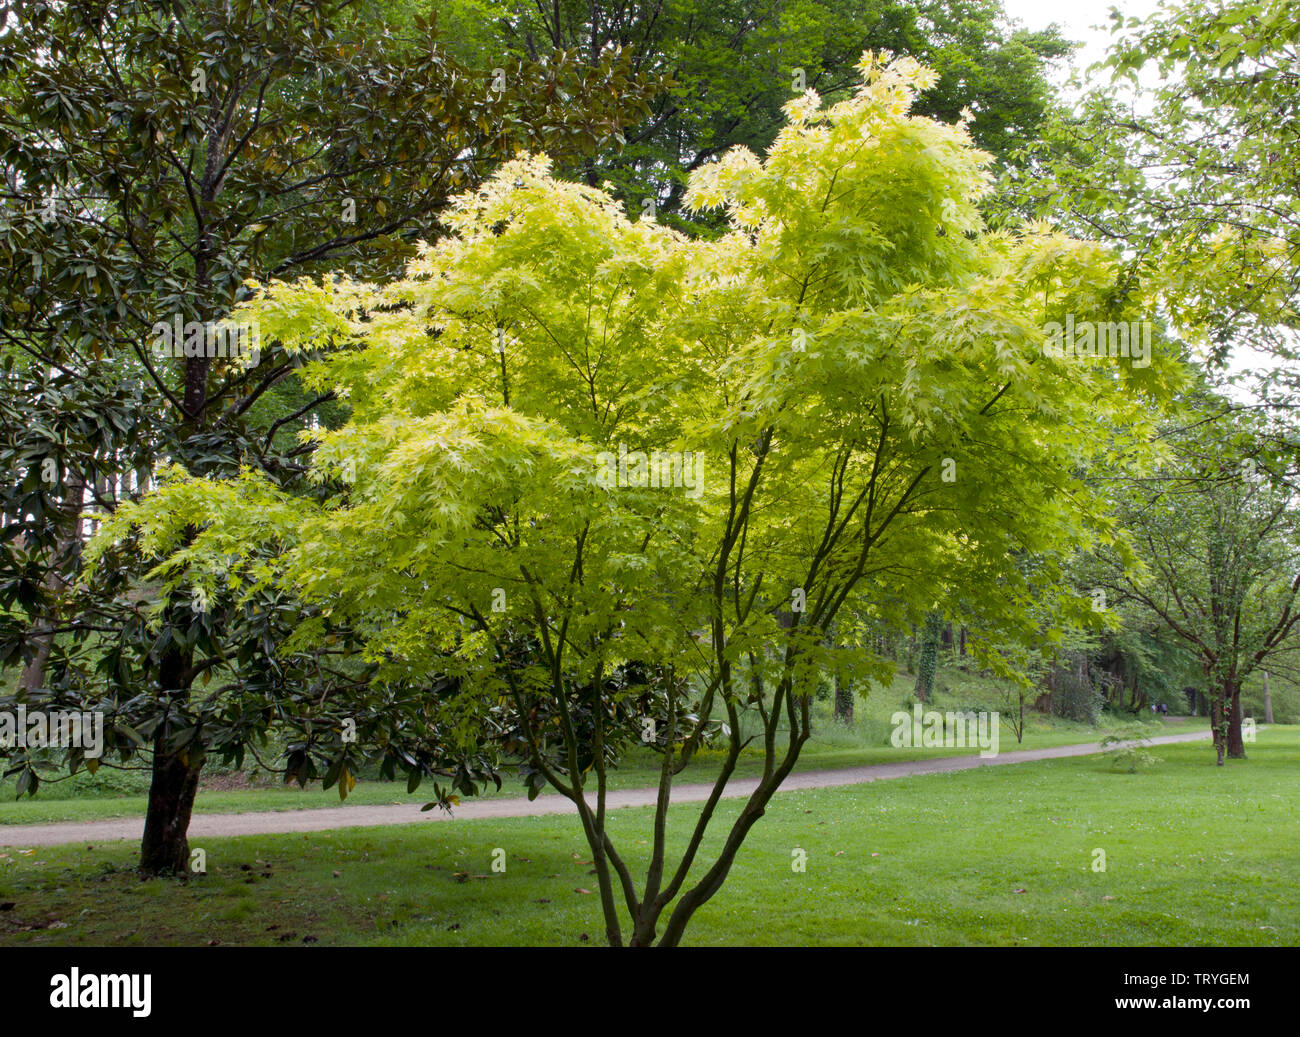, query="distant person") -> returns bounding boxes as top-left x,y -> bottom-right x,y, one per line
1159,702 -> 1168,716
